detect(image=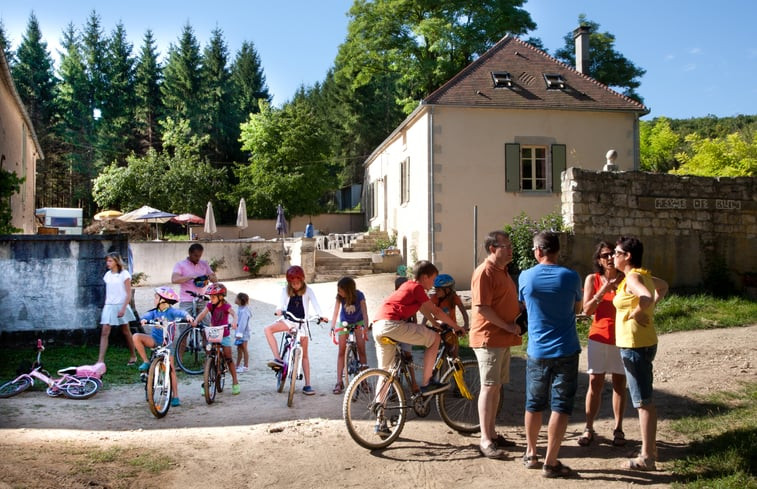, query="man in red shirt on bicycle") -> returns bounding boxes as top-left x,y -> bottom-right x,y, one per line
372,260 -> 464,396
